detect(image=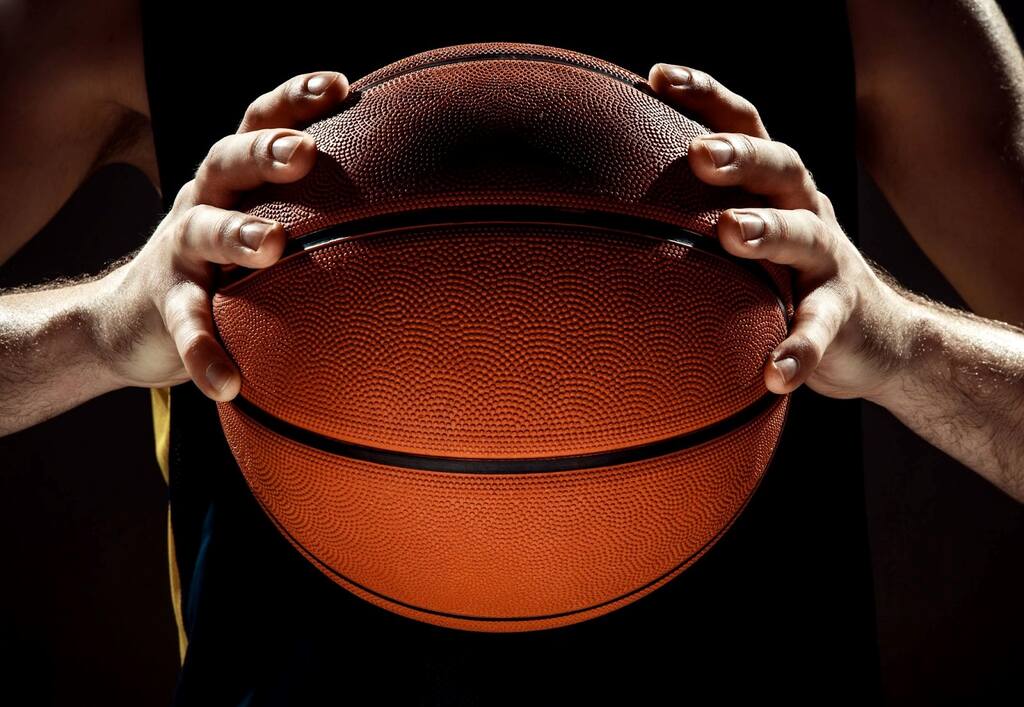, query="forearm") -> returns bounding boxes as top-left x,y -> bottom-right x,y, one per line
867,289 -> 1024,502
0,275 -> 123,437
